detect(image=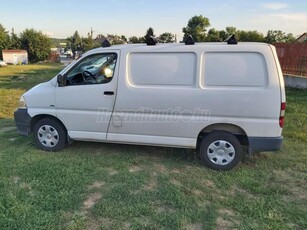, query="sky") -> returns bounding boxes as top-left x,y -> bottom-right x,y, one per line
0,0 -> 306,40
